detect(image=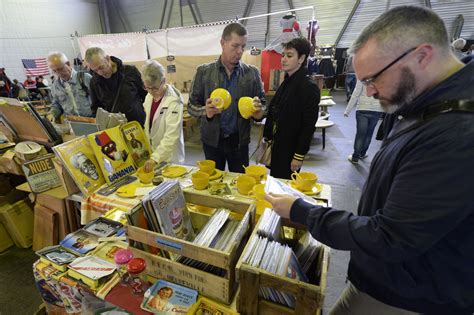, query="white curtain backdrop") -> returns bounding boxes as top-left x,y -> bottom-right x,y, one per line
147,24 -> 228,58
77,32 -> 147,62
145,30 -> 168,58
